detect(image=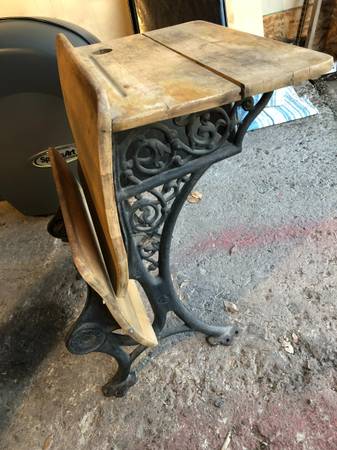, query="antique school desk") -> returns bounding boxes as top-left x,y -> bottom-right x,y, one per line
48,21 -> 332,397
